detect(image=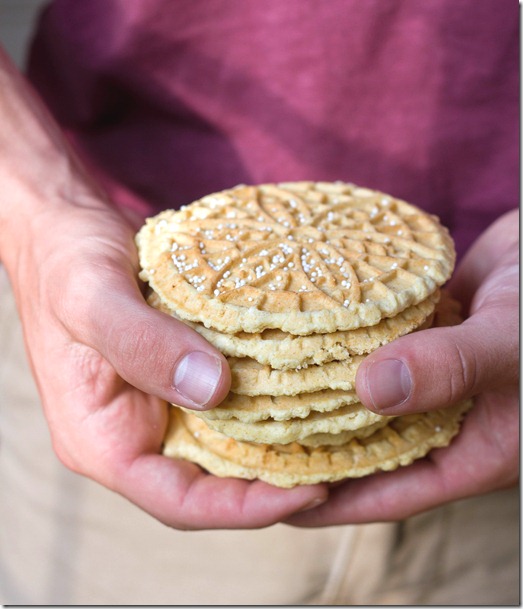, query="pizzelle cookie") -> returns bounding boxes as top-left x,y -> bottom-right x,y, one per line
148,290 -> 438,369
228,356 -> 363,396
200,389 -> 362,423
136,181 -> 469,488
137,181 -> 455,335
163,400 -> 472,488
298,426 -> 388,448
183,401 -> 393,445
